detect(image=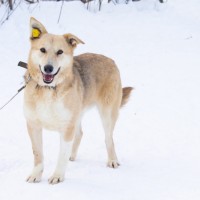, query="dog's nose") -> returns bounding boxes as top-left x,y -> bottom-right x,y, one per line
44,65 -> 53,74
